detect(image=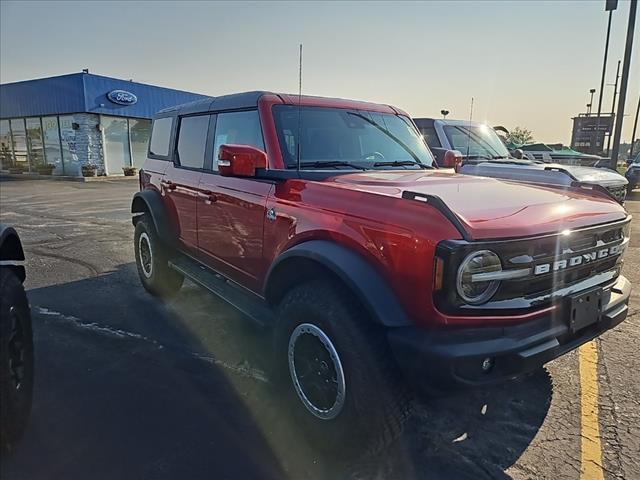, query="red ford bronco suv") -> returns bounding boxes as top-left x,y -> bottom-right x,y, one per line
131,91 -> 631,454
